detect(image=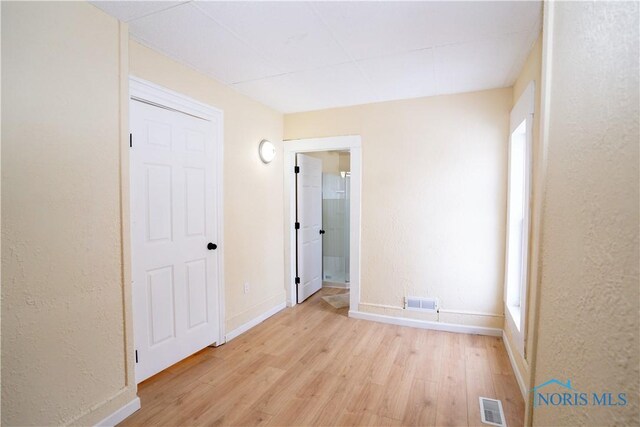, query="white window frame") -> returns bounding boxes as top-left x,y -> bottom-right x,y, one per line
504,81 -> 535,357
